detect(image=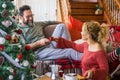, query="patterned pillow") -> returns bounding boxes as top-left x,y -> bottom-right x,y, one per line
107,26 -> 120,52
